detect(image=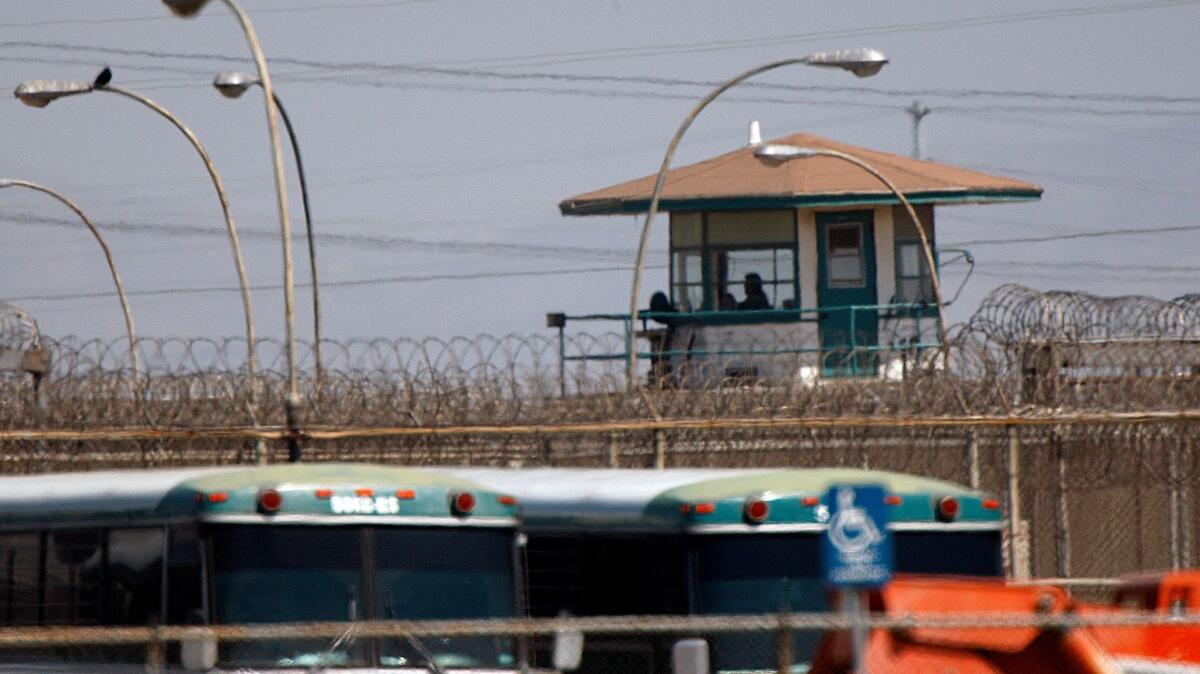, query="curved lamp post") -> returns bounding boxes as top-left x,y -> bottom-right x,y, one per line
14,74 -> 259,379
754,144 -> 948,345
164,0 -> 302,461
213,71 -> 322,387
627,48 -> 889,390
0,178 -> 142,377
